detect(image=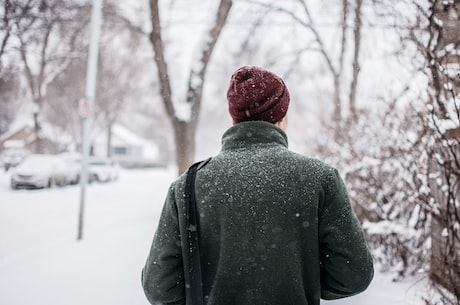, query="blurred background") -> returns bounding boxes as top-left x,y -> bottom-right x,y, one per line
0,0 -> 459,304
